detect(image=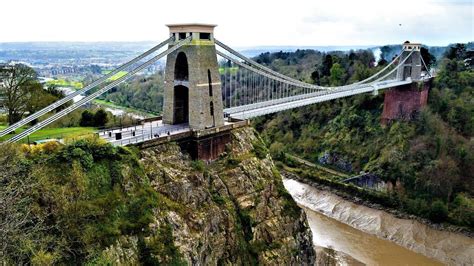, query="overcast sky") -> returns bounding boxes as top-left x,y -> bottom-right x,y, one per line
1,0 -> 472,46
